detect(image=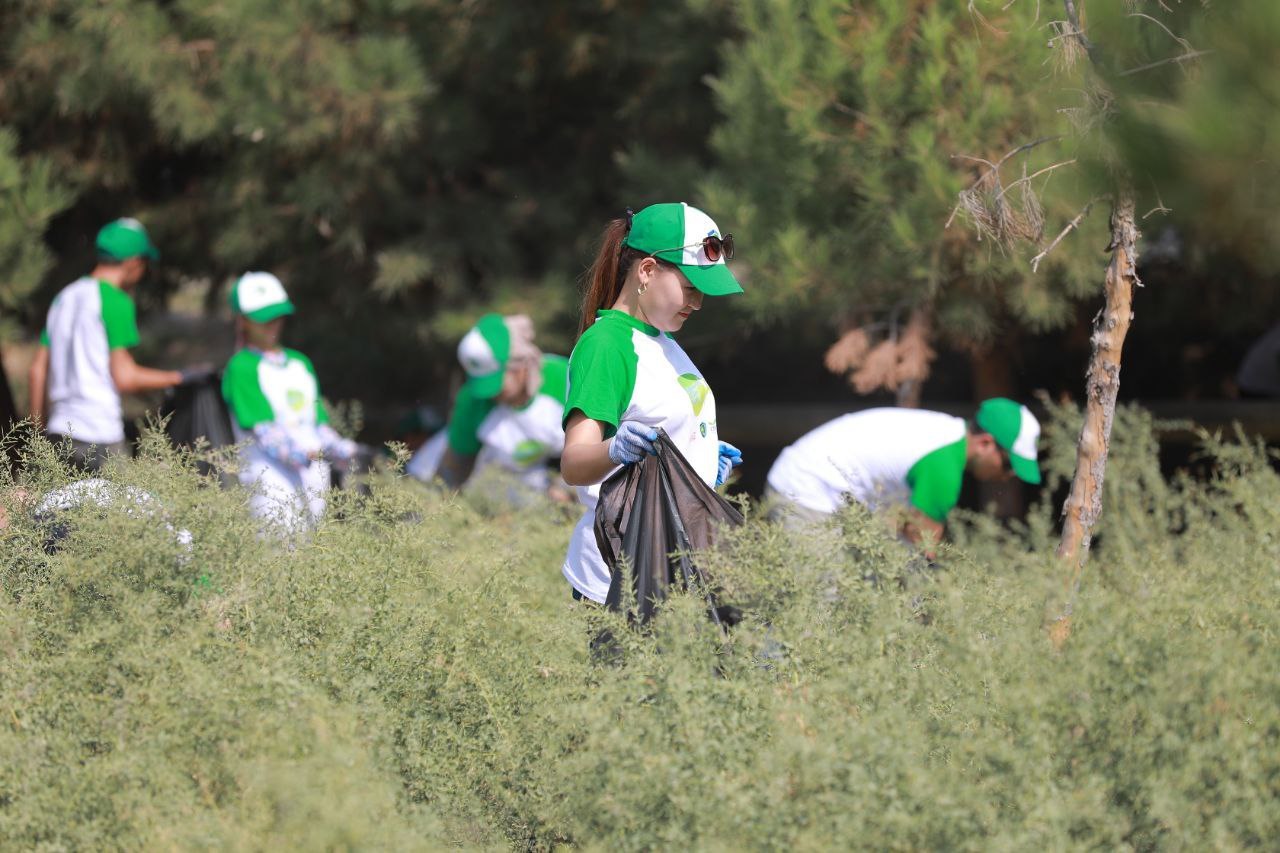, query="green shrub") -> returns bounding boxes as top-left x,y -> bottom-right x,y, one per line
1,407 -> 1276,850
